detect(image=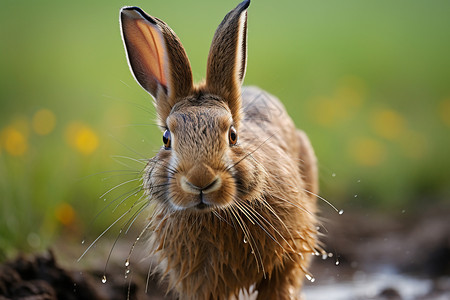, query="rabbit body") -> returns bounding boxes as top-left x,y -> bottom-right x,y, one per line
120,1 -> 319,299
